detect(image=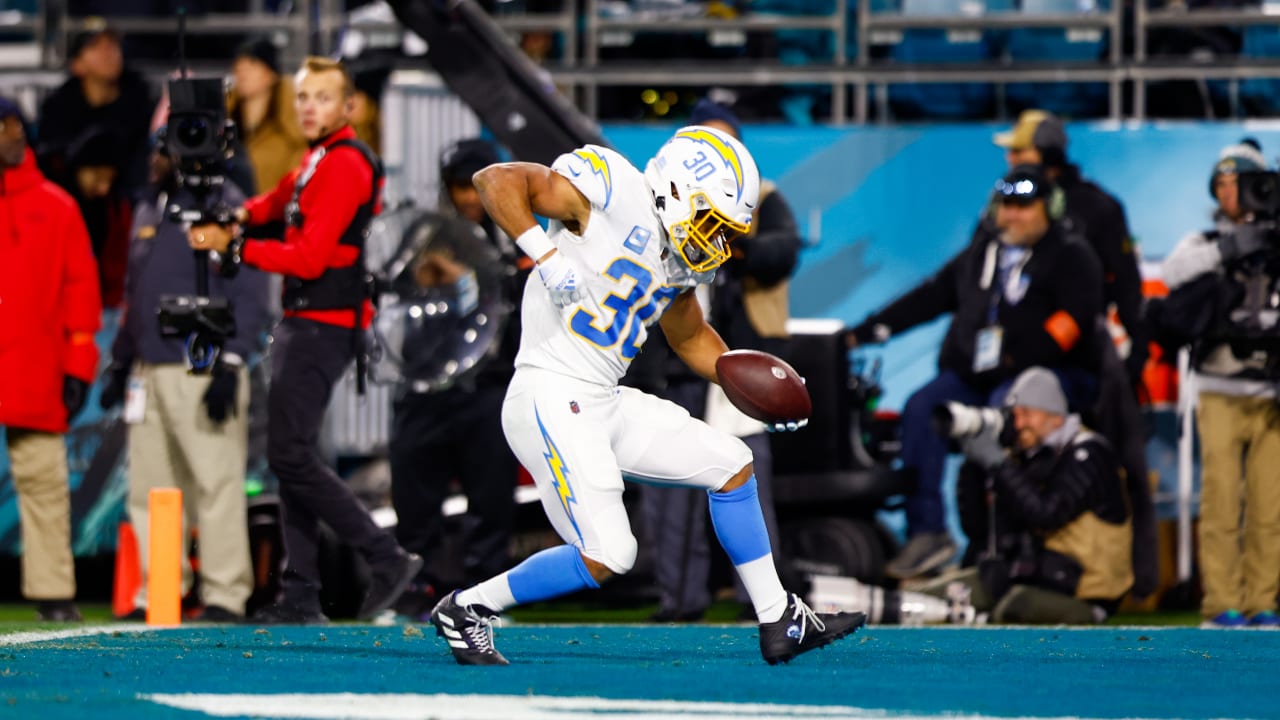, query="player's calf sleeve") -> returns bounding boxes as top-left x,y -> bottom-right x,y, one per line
709,475 -> 788,623
459,544 -> 599,612
708,475 -> 772,565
